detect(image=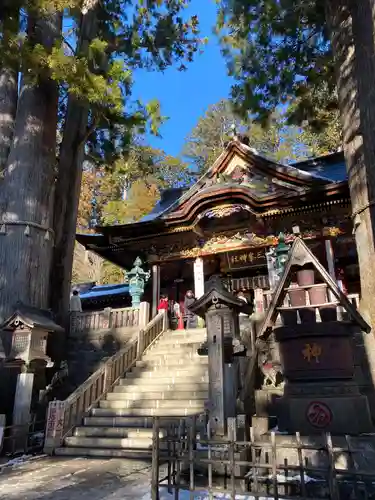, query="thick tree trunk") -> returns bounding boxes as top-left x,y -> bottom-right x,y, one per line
0,69 -> 17,170
0,4 -> 19,170
50,2 -> 99,325
326,0 -> 375,328
0,14 -> 61,322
